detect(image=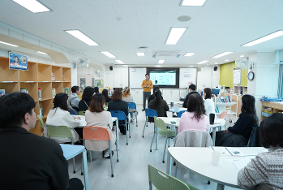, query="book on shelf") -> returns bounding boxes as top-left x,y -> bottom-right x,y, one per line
38,88 -> 42,100
20,88 -> 29,94
51,72 -> 55,81
39,102 -> 43,118
63,87 -> 69,95
0,89 -> 5,97
52,88 -> 56,98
